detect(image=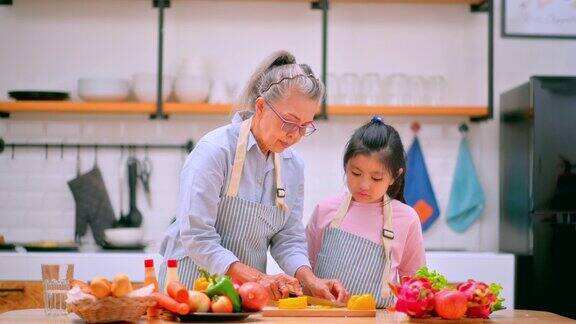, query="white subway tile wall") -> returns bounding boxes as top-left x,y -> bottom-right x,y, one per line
0,0 -> 518,252
0,115 -> 494,252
